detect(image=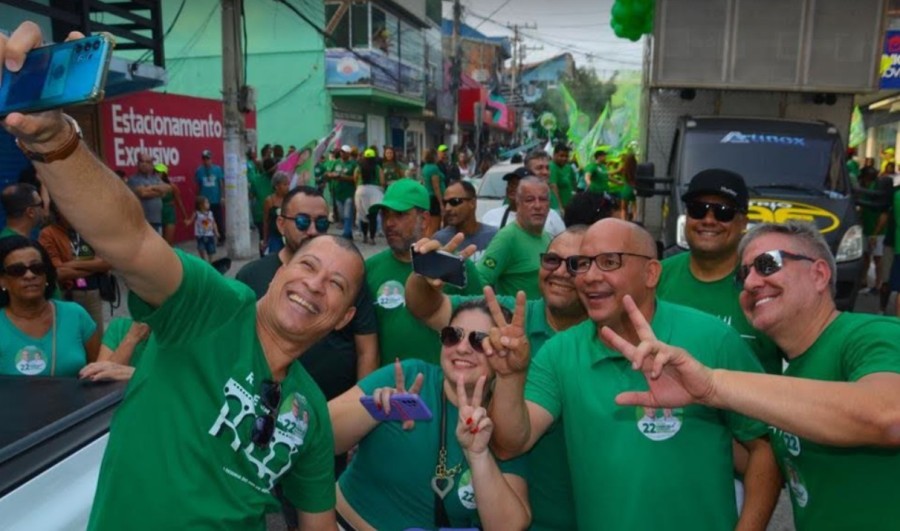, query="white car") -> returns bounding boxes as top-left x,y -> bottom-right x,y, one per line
475,162 -> 520,222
